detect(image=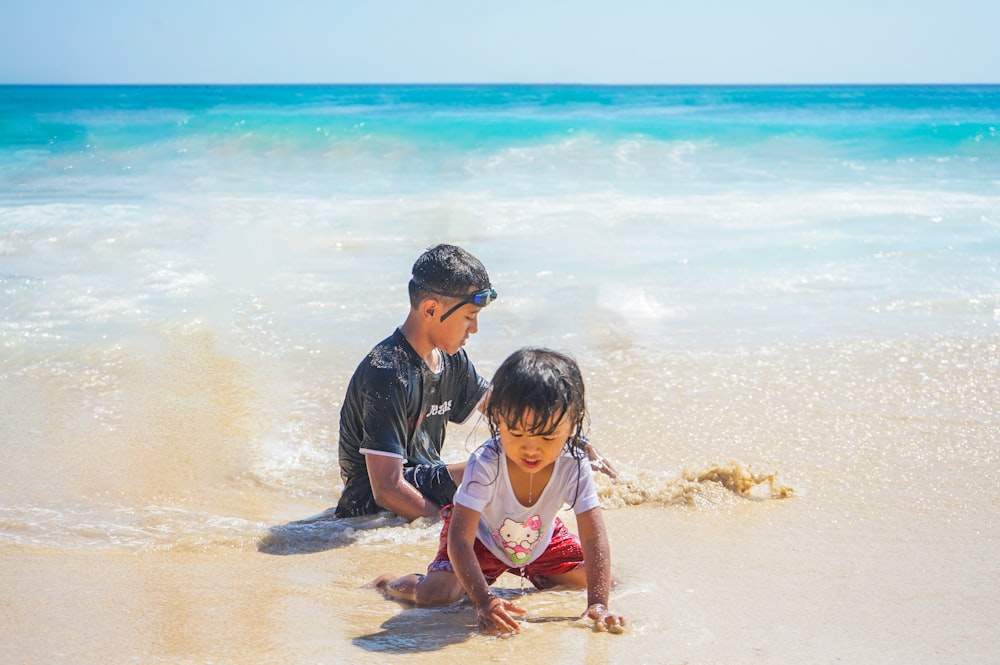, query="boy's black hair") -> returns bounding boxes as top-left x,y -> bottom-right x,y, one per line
485,347 -> 588,455
408,244 -> 491,308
